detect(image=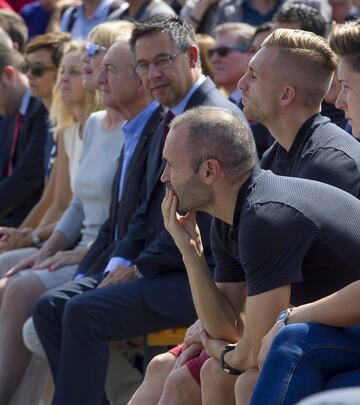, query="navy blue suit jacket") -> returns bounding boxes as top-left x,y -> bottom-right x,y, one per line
0,97 -> 48,227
